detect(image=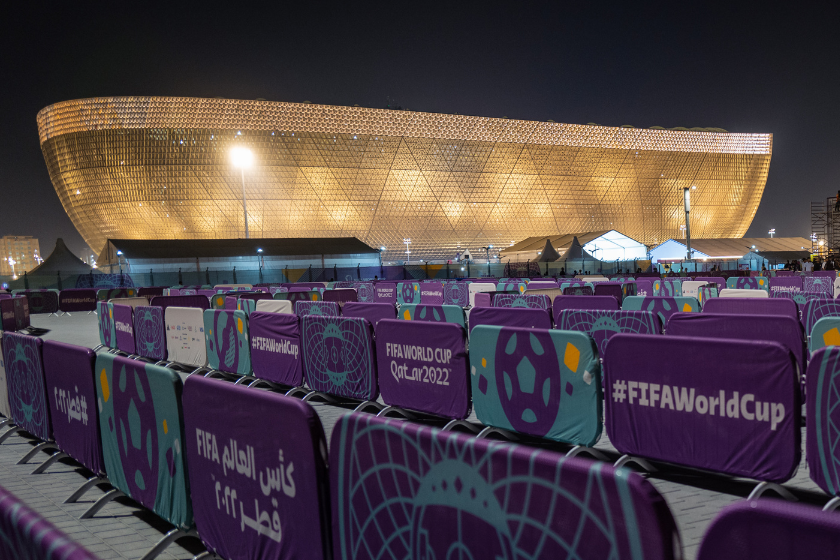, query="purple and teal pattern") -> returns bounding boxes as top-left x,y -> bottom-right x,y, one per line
493,293 -> 550,309
98,301 -> 115,349
469,325 -> 601,445
802,298 -> 840,336
497,282 -> 528,293
621,296 -> 699,328
557,310 -> 661,356
75,273 -> 134,289
203,309 -> 251,375
806,276 -> 833,295
808,347 -> 840,496
95,353 -> 193,528
0,485 -> 99,560
660,278 -> 682,296
697,285 -> 718,308
2,333 -> 49,440
399,304 -> 466,328
273,290 -> 320,303
773,290 -> 826,307
269,286 -> 289,295
134,306 -> 166,361
727,276 -> 770,291
354,282 -> 375,302
443,282 -> 469,307
96,288 -> 138,301
330,413 -> 677,560
295,300 -> 340,317
396,282 -> 420,305
301,316 -> 377,401
562,285 -> 594,296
